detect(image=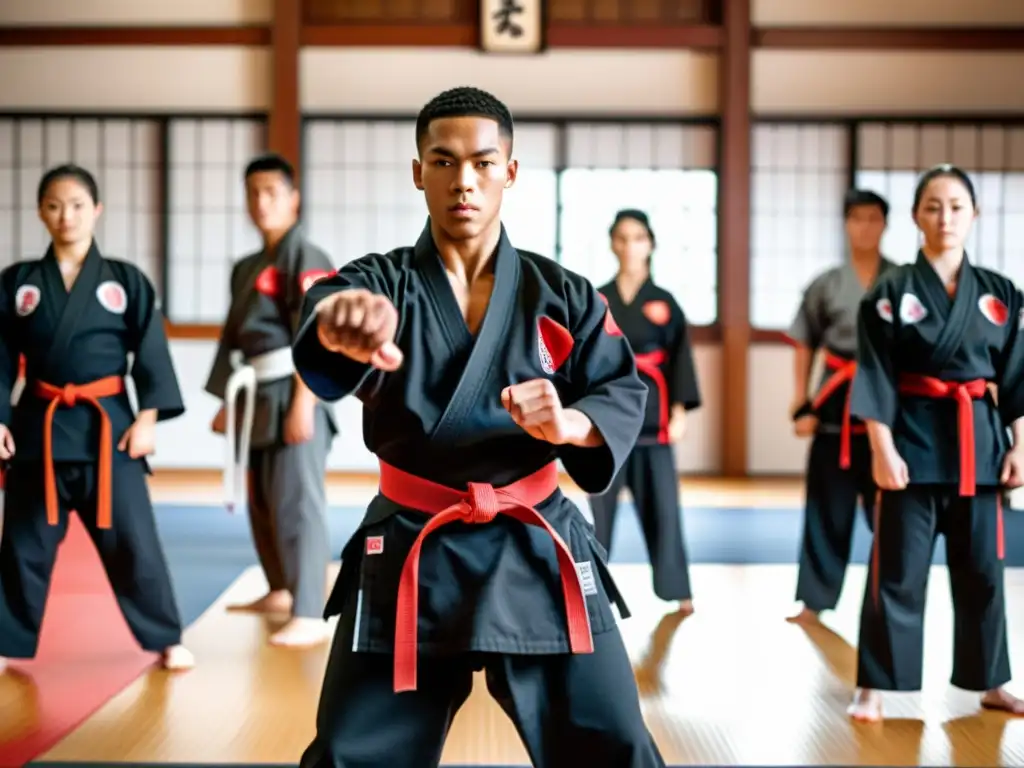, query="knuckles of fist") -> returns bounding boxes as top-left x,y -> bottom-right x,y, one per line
502,381 -> 561,420
316,290 -> 398,354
